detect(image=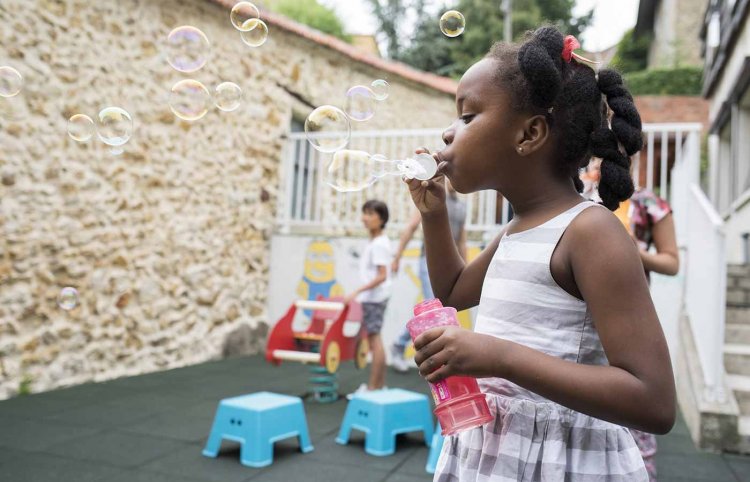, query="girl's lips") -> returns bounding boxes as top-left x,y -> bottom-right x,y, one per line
435,151 -> 450,173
